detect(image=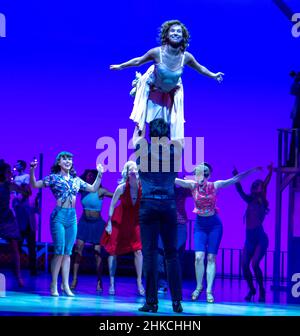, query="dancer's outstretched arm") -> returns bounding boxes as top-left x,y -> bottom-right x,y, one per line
99,187 -> 113,198
263,163 -> 273,189
84,164 -> 104,193
30,159 -> 44,188
185,52 -> 224,83
232,167 -> 252,203
105,183 -> 126,234
110,48 -> 157,70
235,183 -> 252,203
175,178 -> 196,189
214,166 -> 262,189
